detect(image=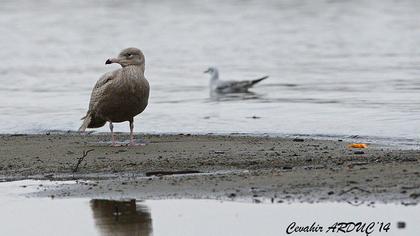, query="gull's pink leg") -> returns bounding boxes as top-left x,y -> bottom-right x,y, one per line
109,122 -> 116,146
129,119 -> 135,146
